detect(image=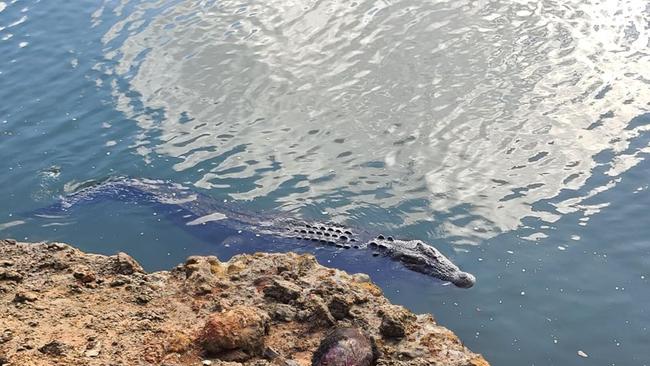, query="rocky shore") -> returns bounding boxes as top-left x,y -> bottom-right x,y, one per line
0,239 -> 489,366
